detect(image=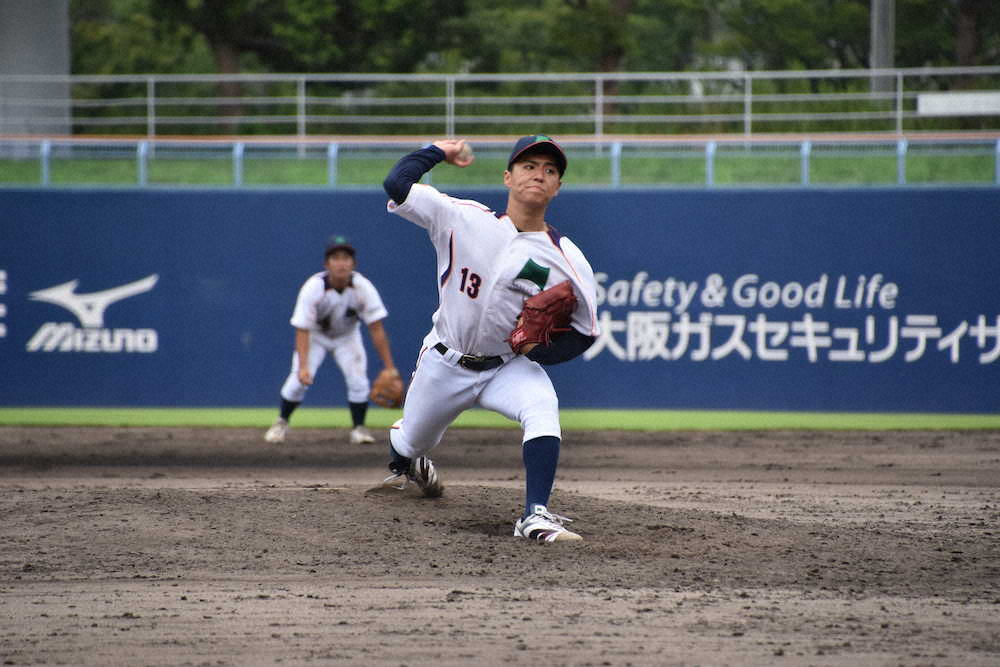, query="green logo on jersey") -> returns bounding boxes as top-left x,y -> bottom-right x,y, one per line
515,259 -> 550,291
